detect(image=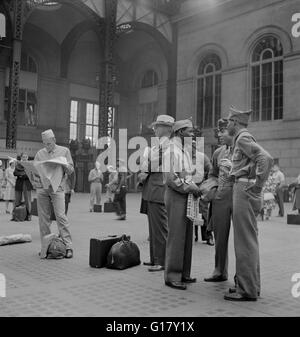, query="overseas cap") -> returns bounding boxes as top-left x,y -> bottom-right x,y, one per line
227,106 -> 252,126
